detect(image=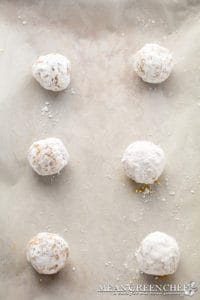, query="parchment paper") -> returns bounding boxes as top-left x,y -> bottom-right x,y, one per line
0,0 -> 200,299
